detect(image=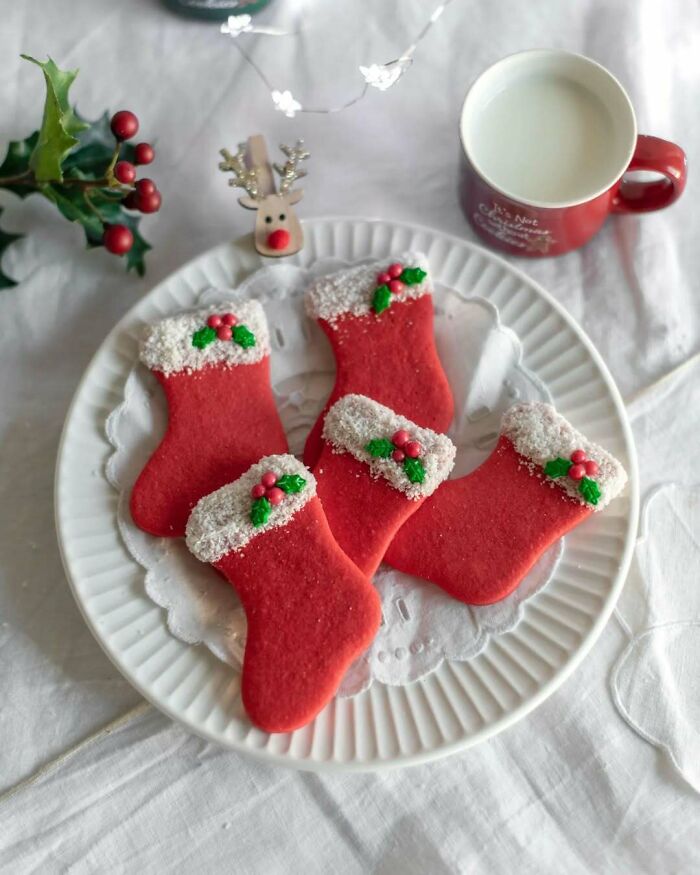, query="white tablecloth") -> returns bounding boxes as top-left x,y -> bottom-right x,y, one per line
1,1 -> 699,871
